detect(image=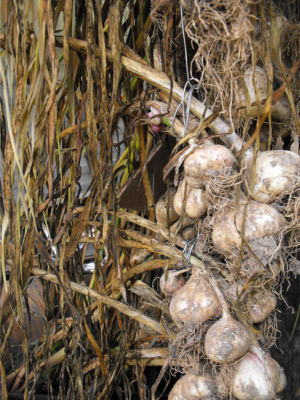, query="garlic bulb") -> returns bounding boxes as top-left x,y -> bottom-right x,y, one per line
274,358 -> 287,393
150,124 -> 162,133
160,270 -> 185,296
130,248 -> 152,266
205,312 -> 250,364
232,345 -> 286,400
169,217 -> 195,234
168,372 -> 219,400
174,178 -> 208,219
236,66 -> 268,118
212,199 -> 286,260
184,145 -> 235,188
245,150 -> 300,204
226,284 -> 277,324
236,65 -> 291,120
204,272 -> 250,364
148,106 -> 162,126
182,226 -> 196,240
155,188 -> 179,229
247,290 -> 277,324
169,271 -> 222,325
271,93 -> 291,121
